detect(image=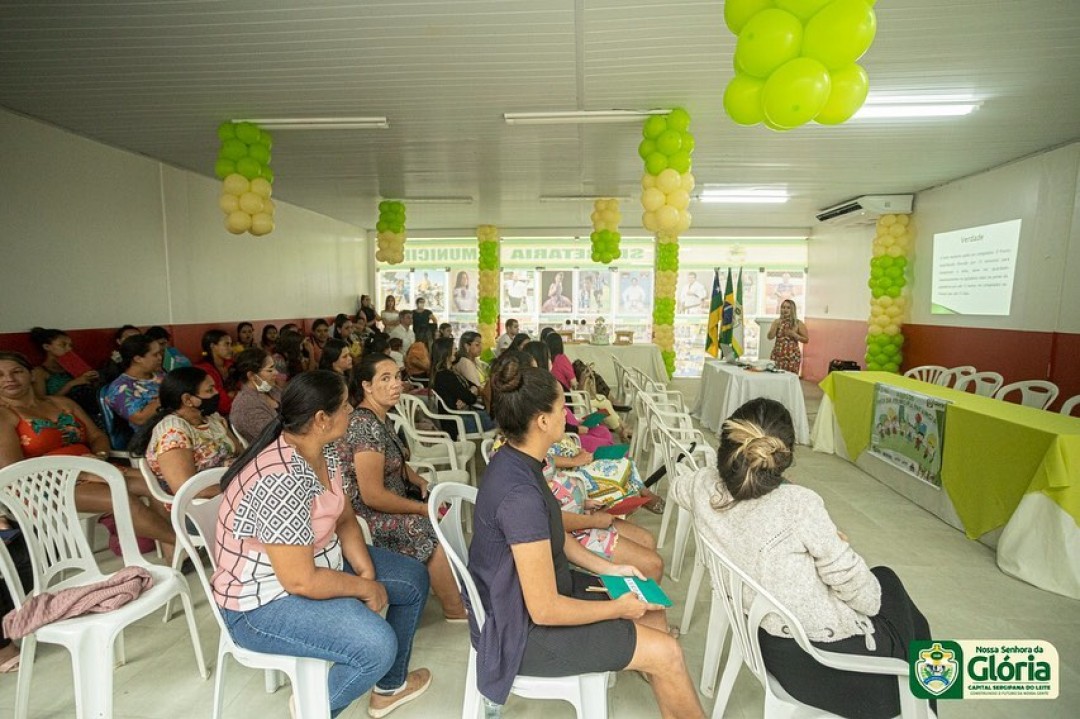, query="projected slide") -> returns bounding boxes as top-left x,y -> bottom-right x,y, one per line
931,219 -> 1021,315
